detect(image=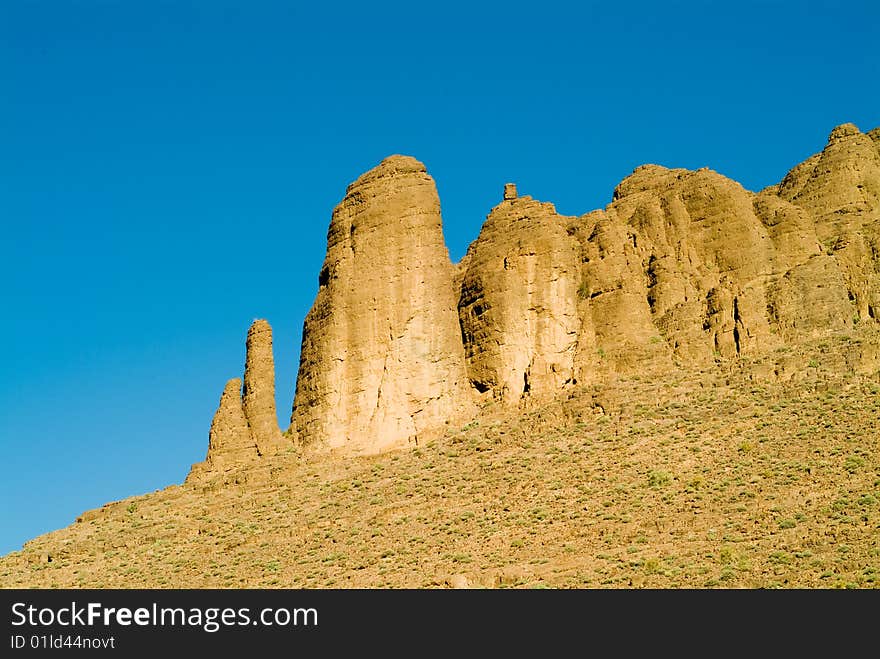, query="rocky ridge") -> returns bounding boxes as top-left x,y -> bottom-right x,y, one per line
192,123 -> 880,478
